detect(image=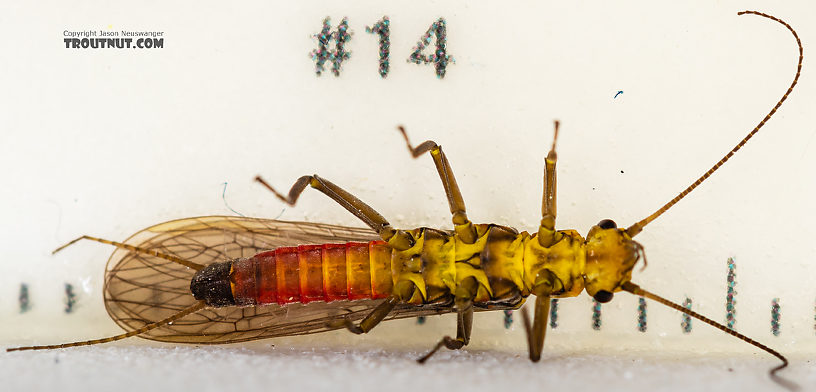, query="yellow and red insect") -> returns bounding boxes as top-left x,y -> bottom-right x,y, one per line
6,10 -> 802,387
